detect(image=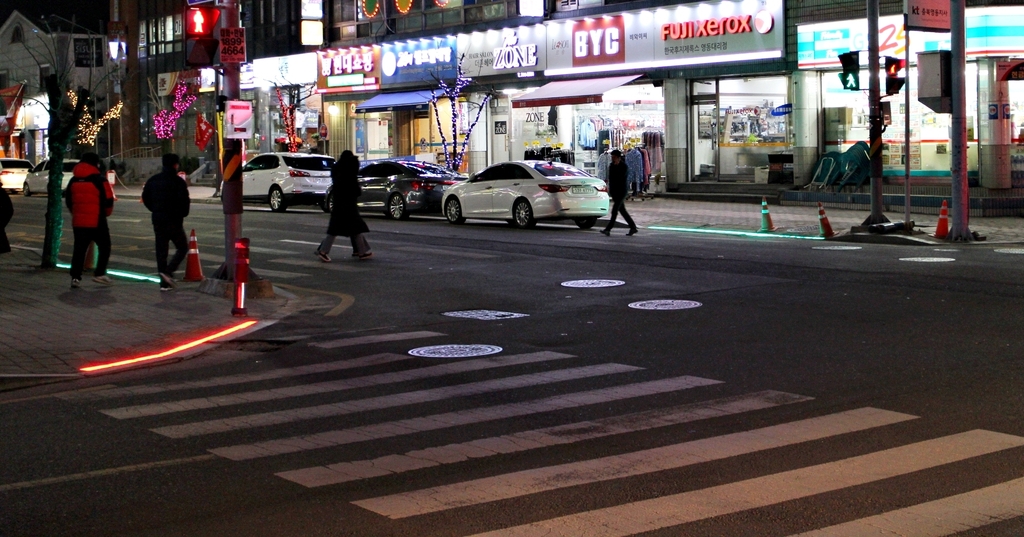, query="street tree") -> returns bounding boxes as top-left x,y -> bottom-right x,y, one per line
430,54 -> 491,173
